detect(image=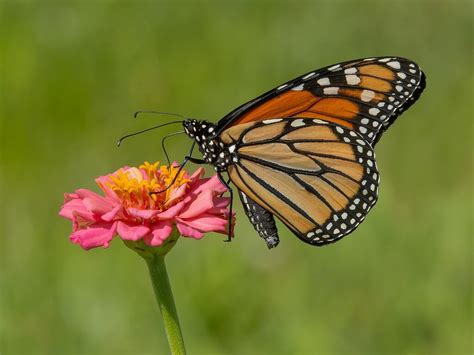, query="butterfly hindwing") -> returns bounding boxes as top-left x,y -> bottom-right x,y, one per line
222,118 -> 379,245
216,56 -> 425,146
